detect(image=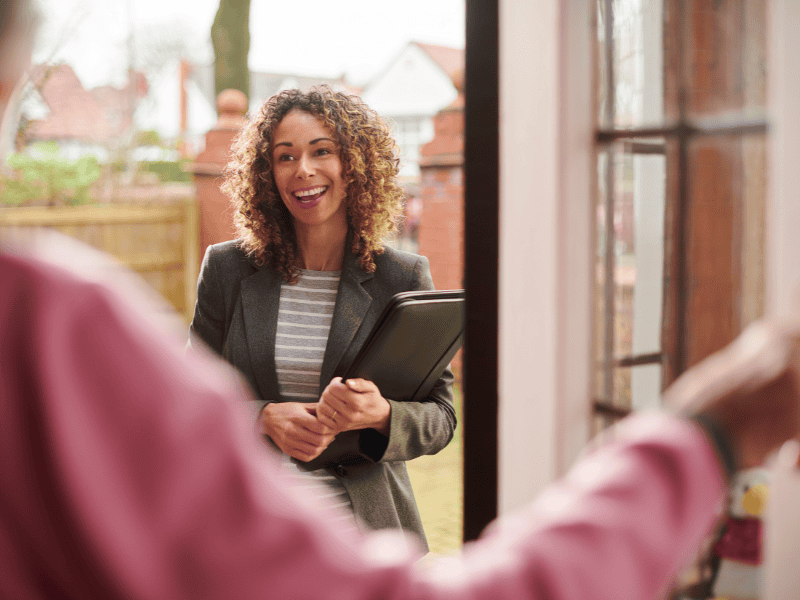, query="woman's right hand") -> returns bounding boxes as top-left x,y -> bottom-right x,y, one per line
258,402 -> 337,462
